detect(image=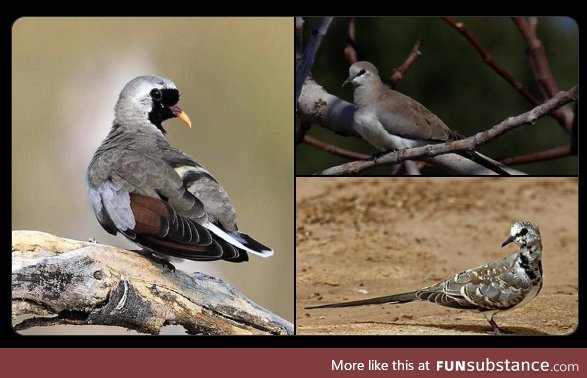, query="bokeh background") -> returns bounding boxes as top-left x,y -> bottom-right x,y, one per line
12,17 -> 293,333
296,17 -> 578,175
